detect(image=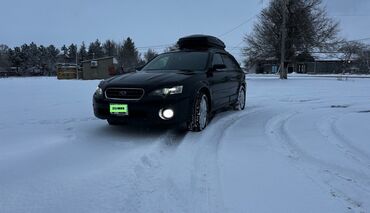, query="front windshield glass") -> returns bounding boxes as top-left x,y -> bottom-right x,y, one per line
142,52 -> 209,71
